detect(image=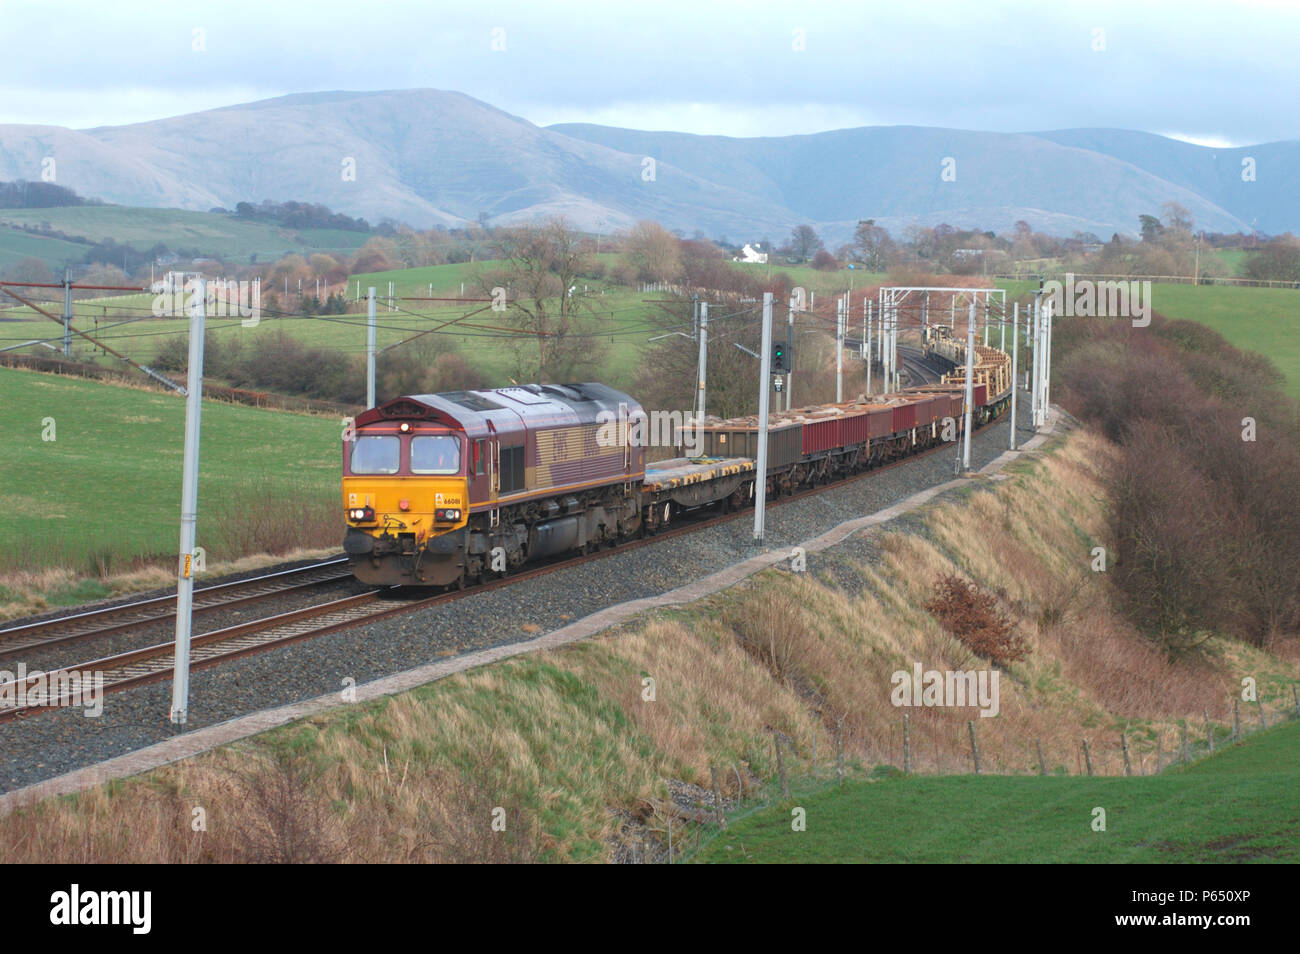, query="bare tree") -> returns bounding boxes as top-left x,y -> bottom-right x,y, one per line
1160,202 -> 1195,236
789,224 -> 824,263
2,256 -> 54,284
626,220 -> 684,285
478,217 -> 607,382
851,220 -> 897,271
